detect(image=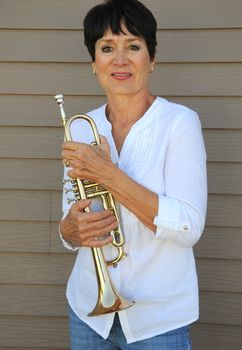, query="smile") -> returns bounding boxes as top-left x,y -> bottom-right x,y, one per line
111,73 -> 132,80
